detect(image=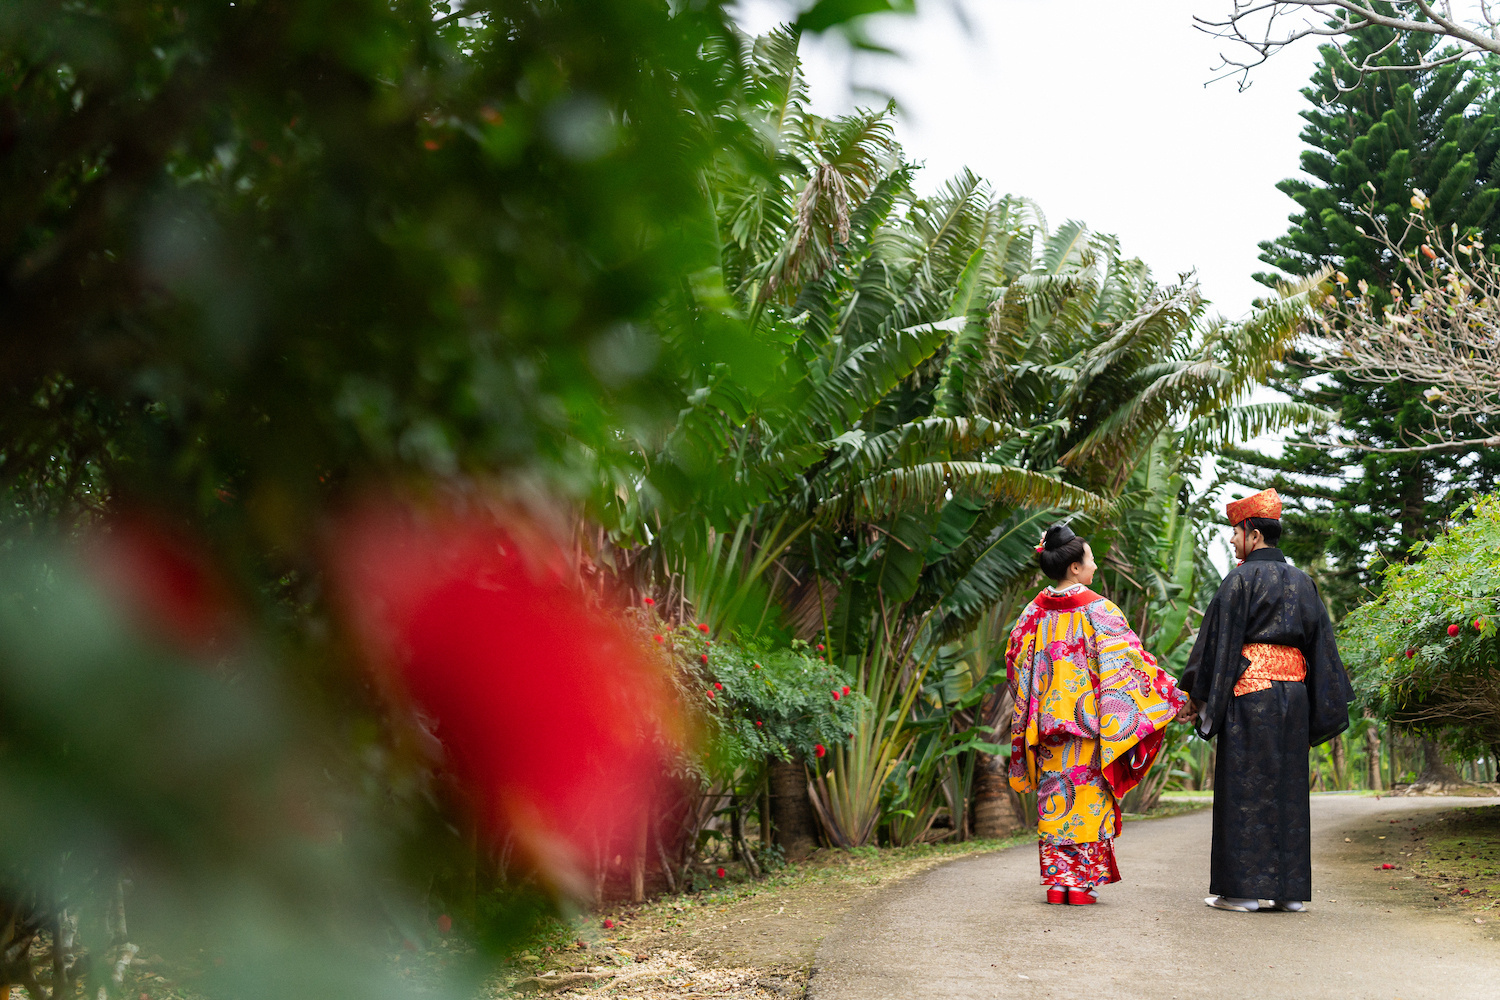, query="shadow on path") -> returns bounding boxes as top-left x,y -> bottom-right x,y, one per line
808,795 -> 1499,1000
